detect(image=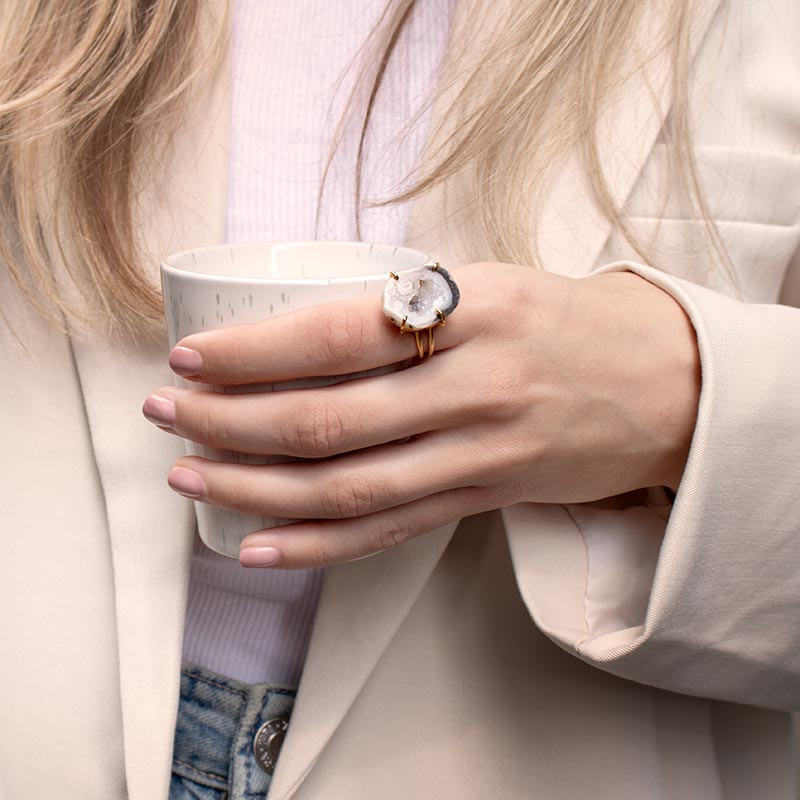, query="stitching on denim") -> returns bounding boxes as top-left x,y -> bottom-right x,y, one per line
182,670 -> 248,698
172,755 -> 228,783
245,689 -> 297,741
181,668 -> 297,700
266,688 -> 297,699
